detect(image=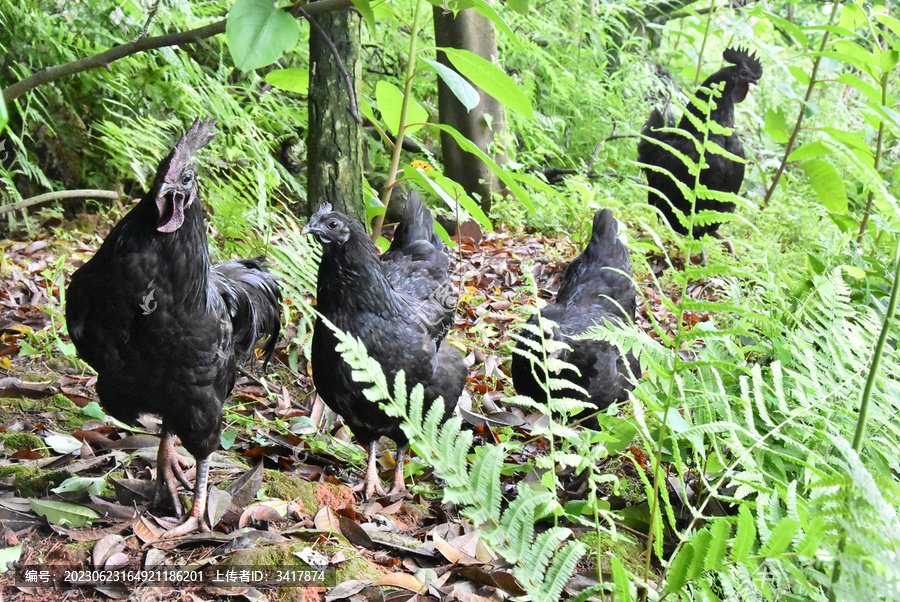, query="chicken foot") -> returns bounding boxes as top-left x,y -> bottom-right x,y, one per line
154,436 -> 194,518
352,442 -> 408,499
161,456 -> 210,538
353,441 -> 387,499
386,445 -> 407,497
